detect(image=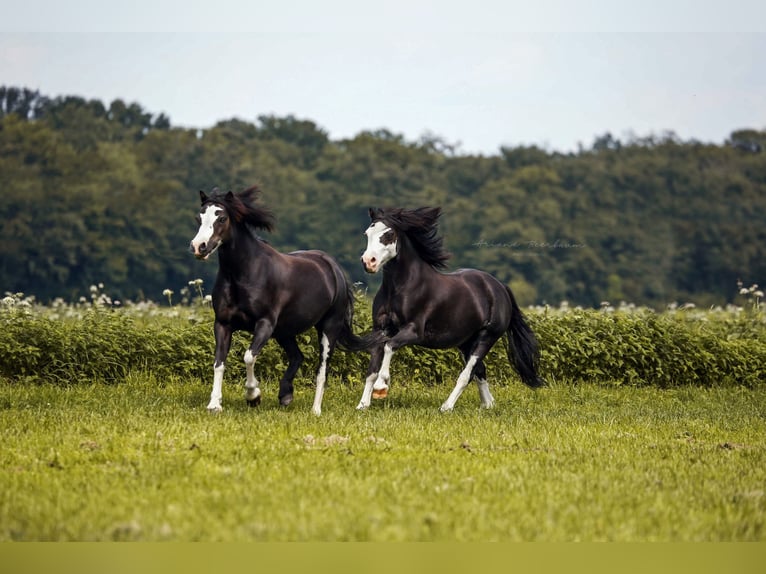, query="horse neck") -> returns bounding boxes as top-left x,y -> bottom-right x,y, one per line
382,234 -> 434,286
218,225 -> 274,274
